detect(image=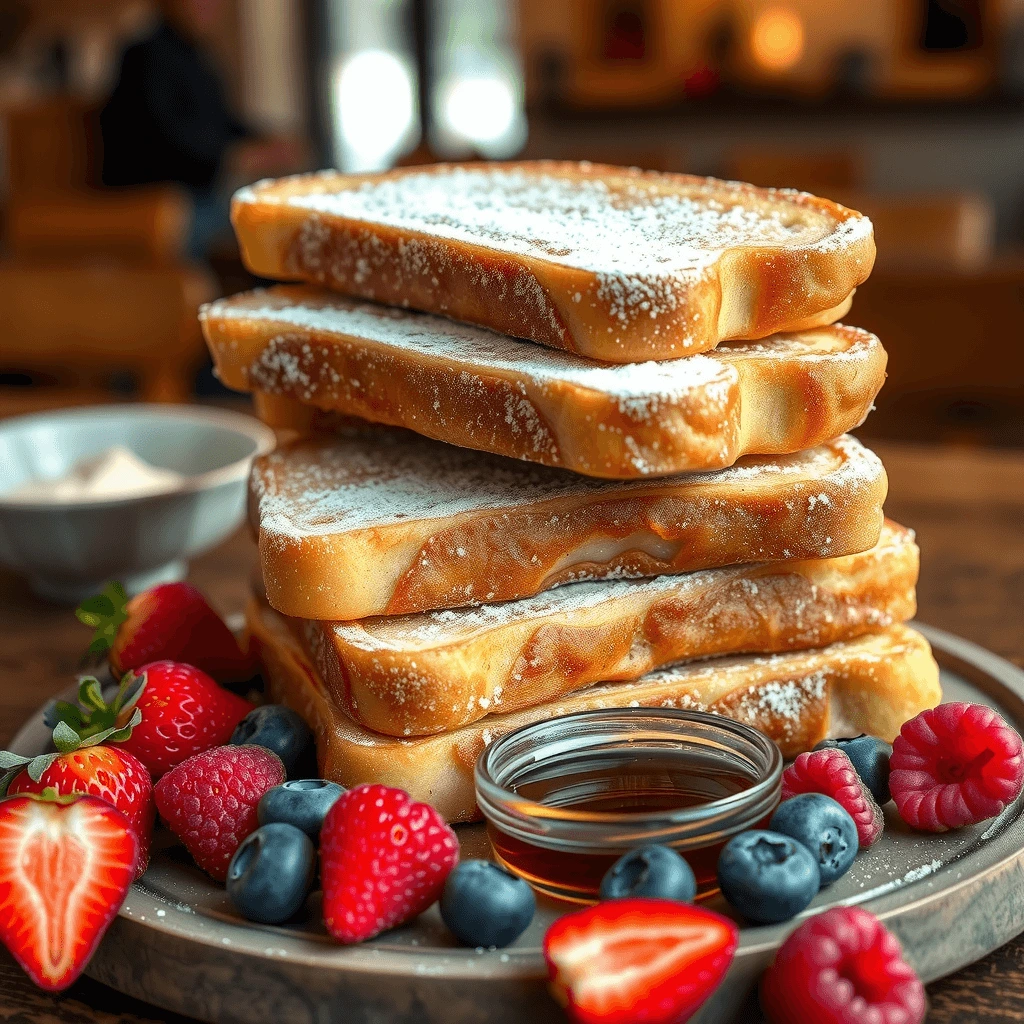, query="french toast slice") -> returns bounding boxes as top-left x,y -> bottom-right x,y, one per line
203,284 -> 886,479
298,521 -> 918,736
248,597 -> 941,823
249,432 -> 887,620
231,162 -> 874,362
